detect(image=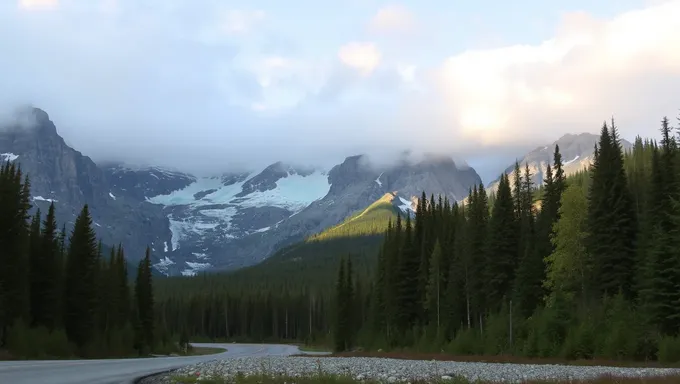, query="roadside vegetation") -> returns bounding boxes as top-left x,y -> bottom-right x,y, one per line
0,162 -> 171,359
